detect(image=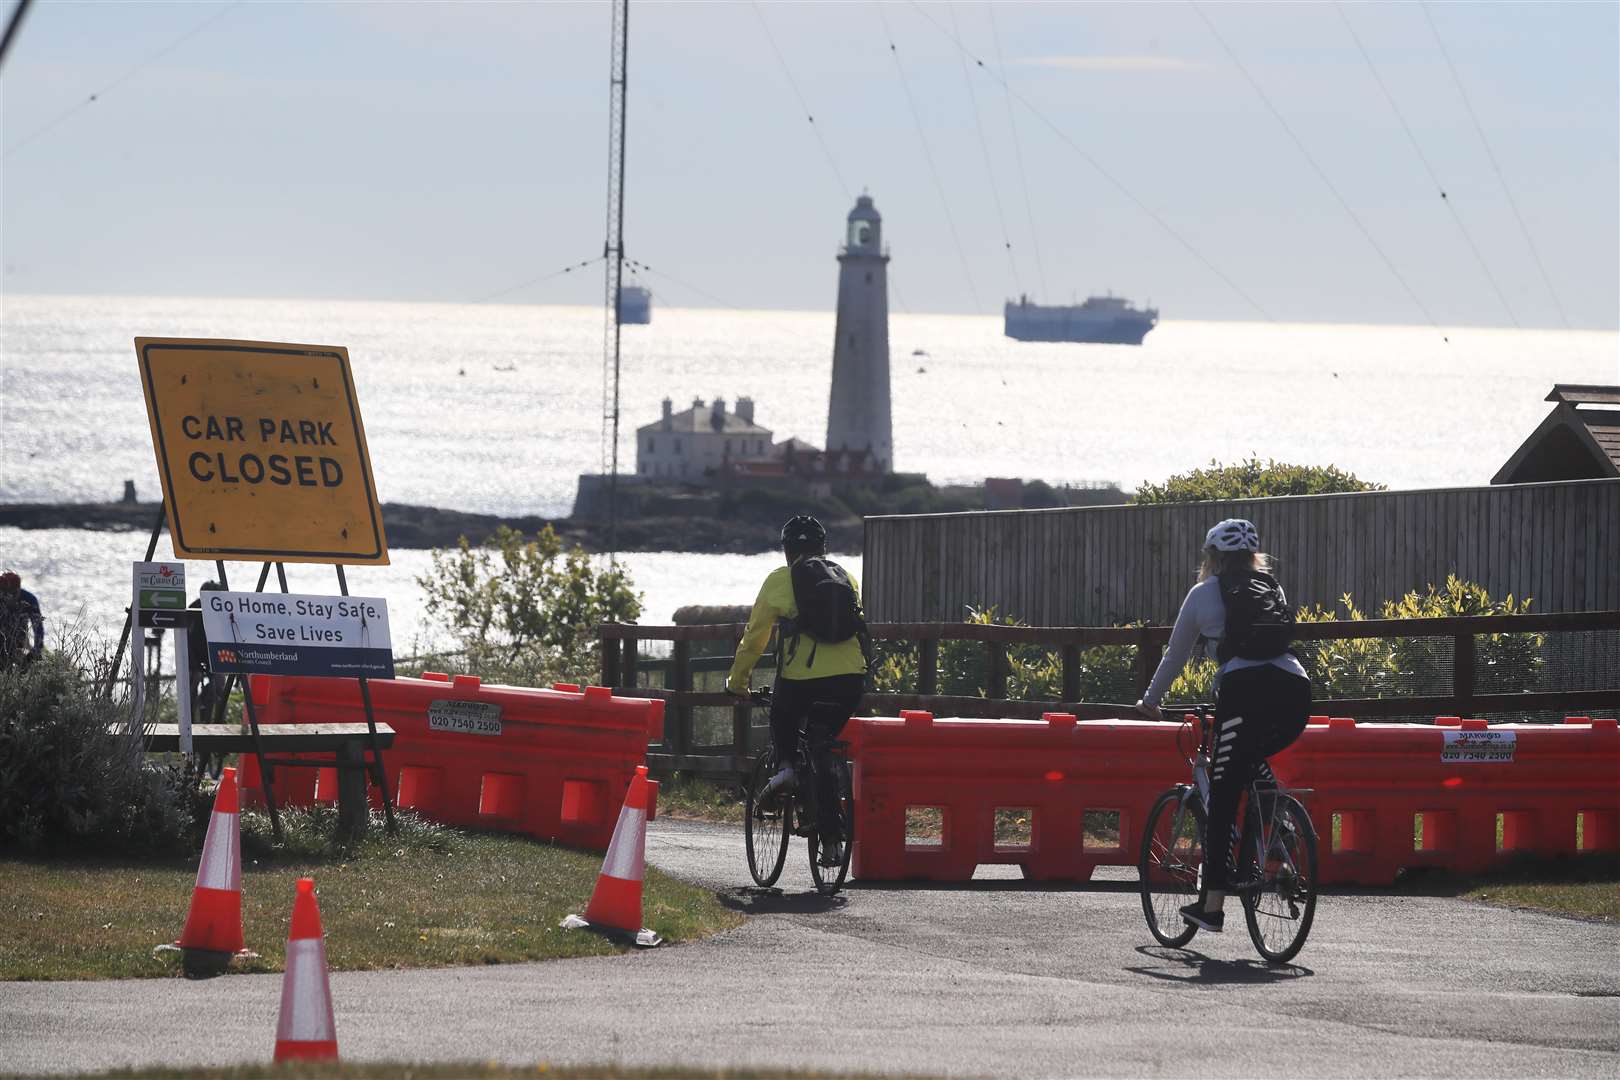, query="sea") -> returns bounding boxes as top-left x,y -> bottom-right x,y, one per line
2,293 -> 1615,651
